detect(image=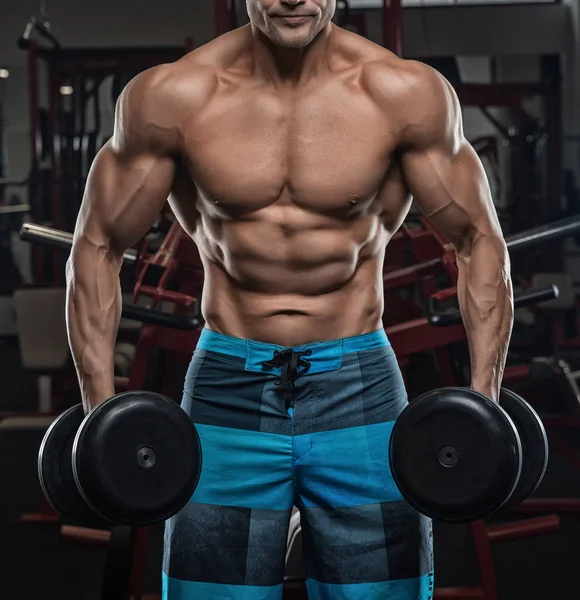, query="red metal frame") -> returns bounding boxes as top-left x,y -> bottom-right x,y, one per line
383,258 -> 442,290
435,516 -> 560,600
